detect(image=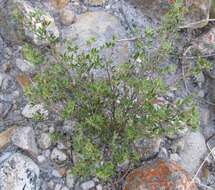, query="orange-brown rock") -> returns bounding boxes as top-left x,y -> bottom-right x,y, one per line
124,159 -> 197,190
0,127 -> 16,150
16,74 -> 31,89
52,0 -> 69,9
